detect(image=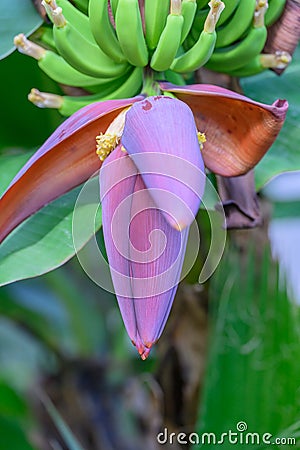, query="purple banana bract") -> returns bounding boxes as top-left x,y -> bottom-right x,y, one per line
100,96 -> 205,358
0,84 -> 289,358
